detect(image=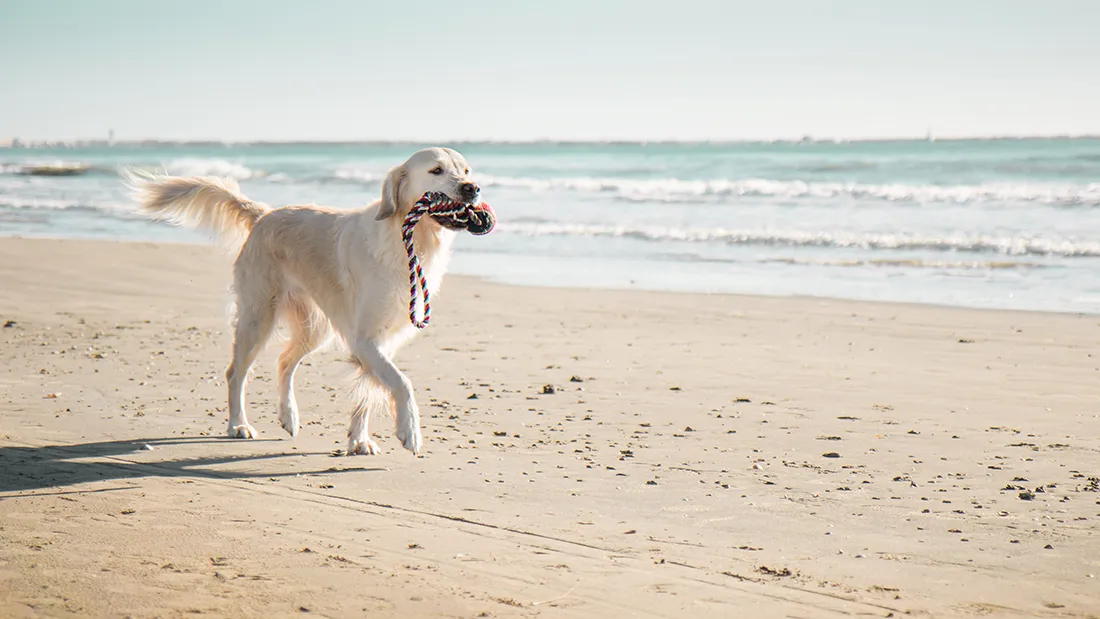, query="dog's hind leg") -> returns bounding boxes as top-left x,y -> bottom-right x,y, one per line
276,297 -> 328,437
225,276 -> 278,439
346,372 -> 387,455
